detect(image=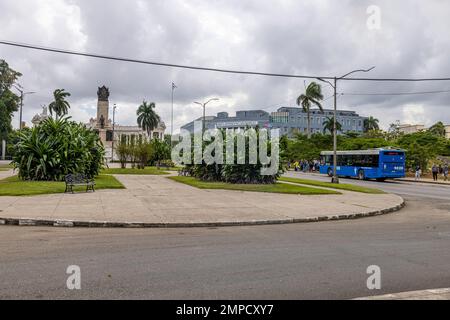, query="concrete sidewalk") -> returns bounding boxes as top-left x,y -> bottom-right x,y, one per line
0,175 -> 404,228
399,177 -> 450,185
355,288 -> 450,300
